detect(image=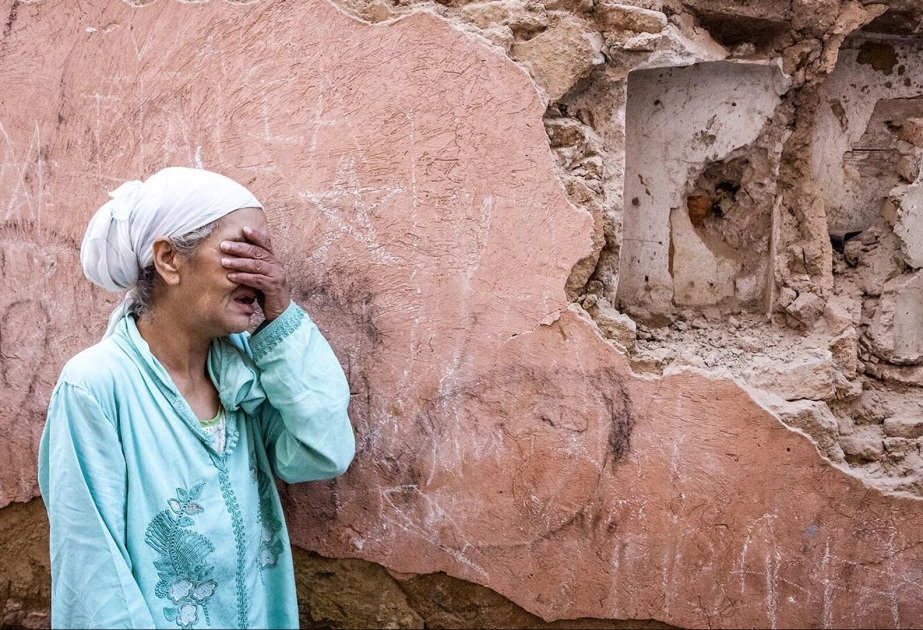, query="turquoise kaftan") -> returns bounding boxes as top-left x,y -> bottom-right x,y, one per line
37,302 -> 355,629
